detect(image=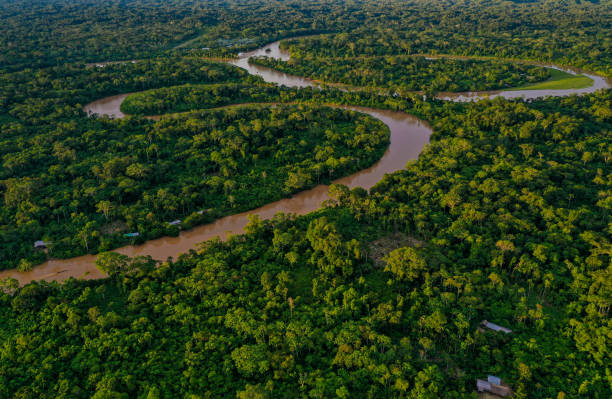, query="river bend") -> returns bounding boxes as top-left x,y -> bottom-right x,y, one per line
2,39 -> 609,284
